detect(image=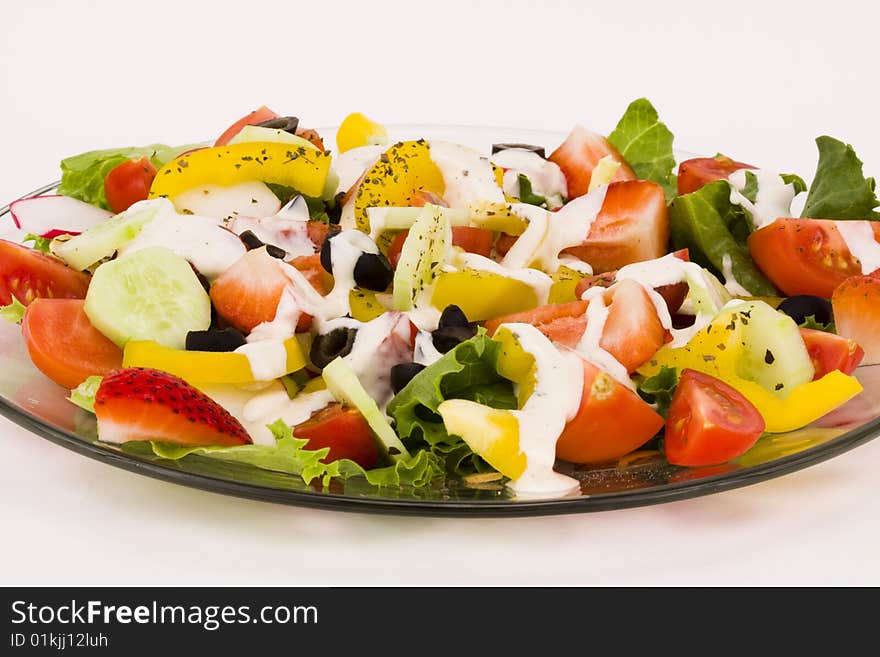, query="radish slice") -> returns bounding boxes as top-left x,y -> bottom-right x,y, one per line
9,195 -> 112,237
